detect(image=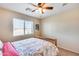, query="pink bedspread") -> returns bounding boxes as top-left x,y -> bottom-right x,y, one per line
2,42 -> 19,56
